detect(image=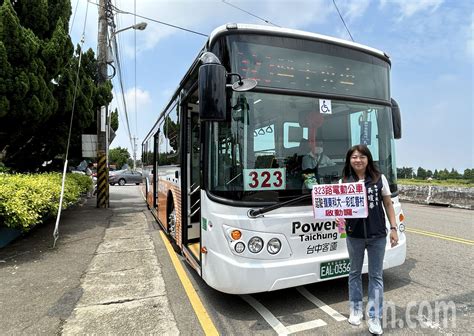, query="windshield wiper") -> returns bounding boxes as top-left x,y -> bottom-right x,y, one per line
247,193 -> 312,218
